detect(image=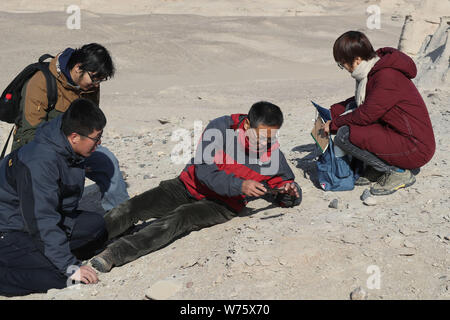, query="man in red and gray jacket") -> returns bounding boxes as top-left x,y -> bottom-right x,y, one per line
91,101 -> 302,273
